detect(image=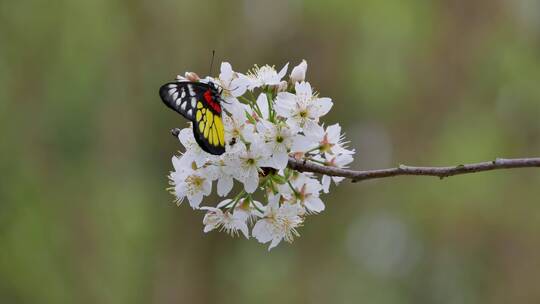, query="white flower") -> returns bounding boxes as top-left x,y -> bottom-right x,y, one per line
207,157 -> 235,197
201,204 -> 249,238
282,173 -> 325,214
244,93 -> 270,123
163,61 -> 357,249
169,156 -> 212,209
289,134 -> 317,159
217,62 -> 249,98
320,153 -> 354,193
290,60 -> 307,83
218,198 -> 265,225
322,175 -> 345,194
255,93 -> 270,120
230,141 -> 274,193
310,123 -> 355,156
252,195 -> 303,250
257,121 -> 295,169
247,63 -> 289,90
177,127 -> 213,167
275,81 -> 333,135
223,109 -> 257,145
